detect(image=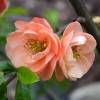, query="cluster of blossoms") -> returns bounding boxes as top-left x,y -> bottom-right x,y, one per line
6,17 -> 96,81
